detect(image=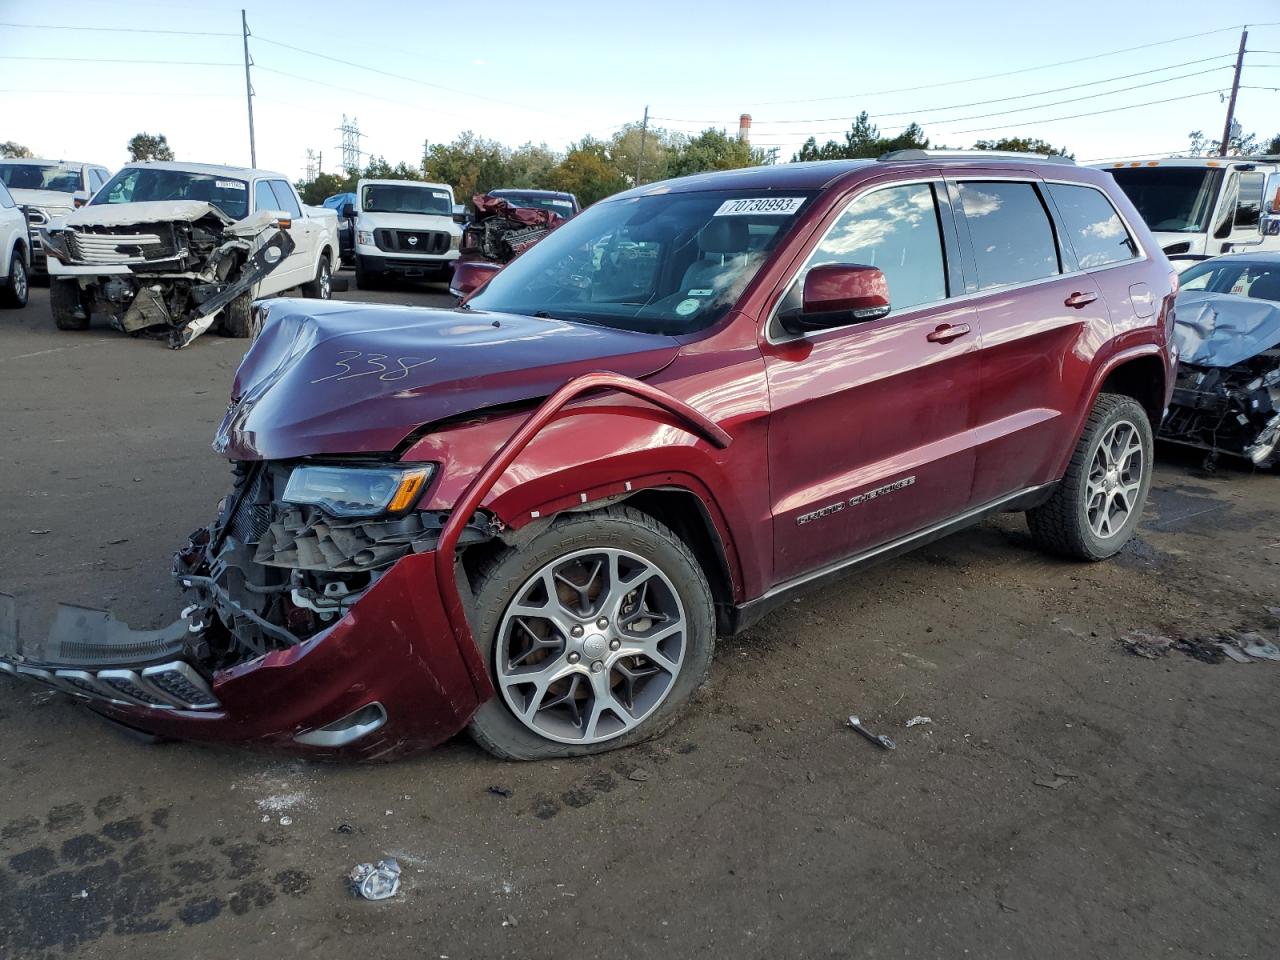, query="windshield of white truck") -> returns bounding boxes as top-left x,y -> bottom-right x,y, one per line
0,163 -> 81,193
1109,167 -> 1223,234
91,168 -> 249,220
361,184 -> 452,216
